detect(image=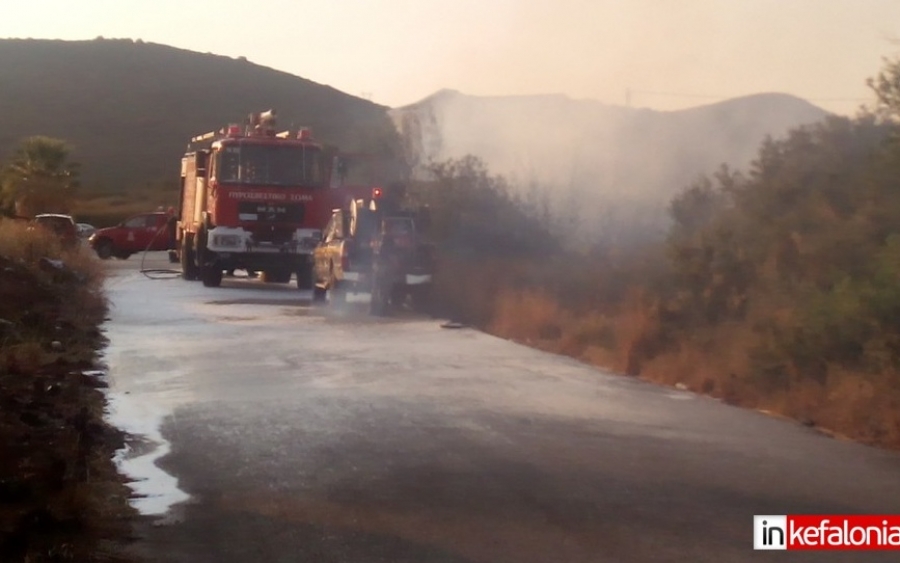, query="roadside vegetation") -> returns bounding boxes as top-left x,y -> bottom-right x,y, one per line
0,136 -> 80,219
0,141 -> 135,561
412,56 -> 900,450
0,134 -> 177,228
